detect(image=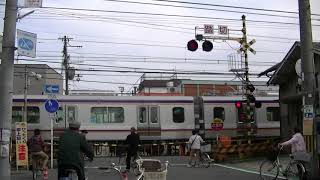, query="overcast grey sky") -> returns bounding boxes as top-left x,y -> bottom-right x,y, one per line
2,0 -> 320,93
